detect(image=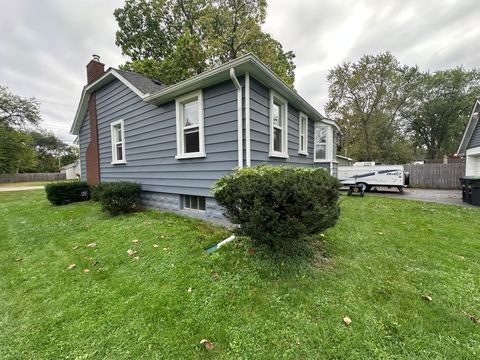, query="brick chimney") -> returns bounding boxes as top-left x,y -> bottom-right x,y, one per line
85,55 -> 103,185
86,54 -> 105,84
